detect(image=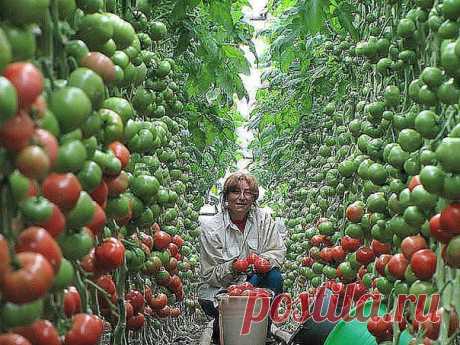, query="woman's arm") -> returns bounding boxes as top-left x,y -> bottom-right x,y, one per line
199,227 -> 239,287
258,211 -> 287,268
